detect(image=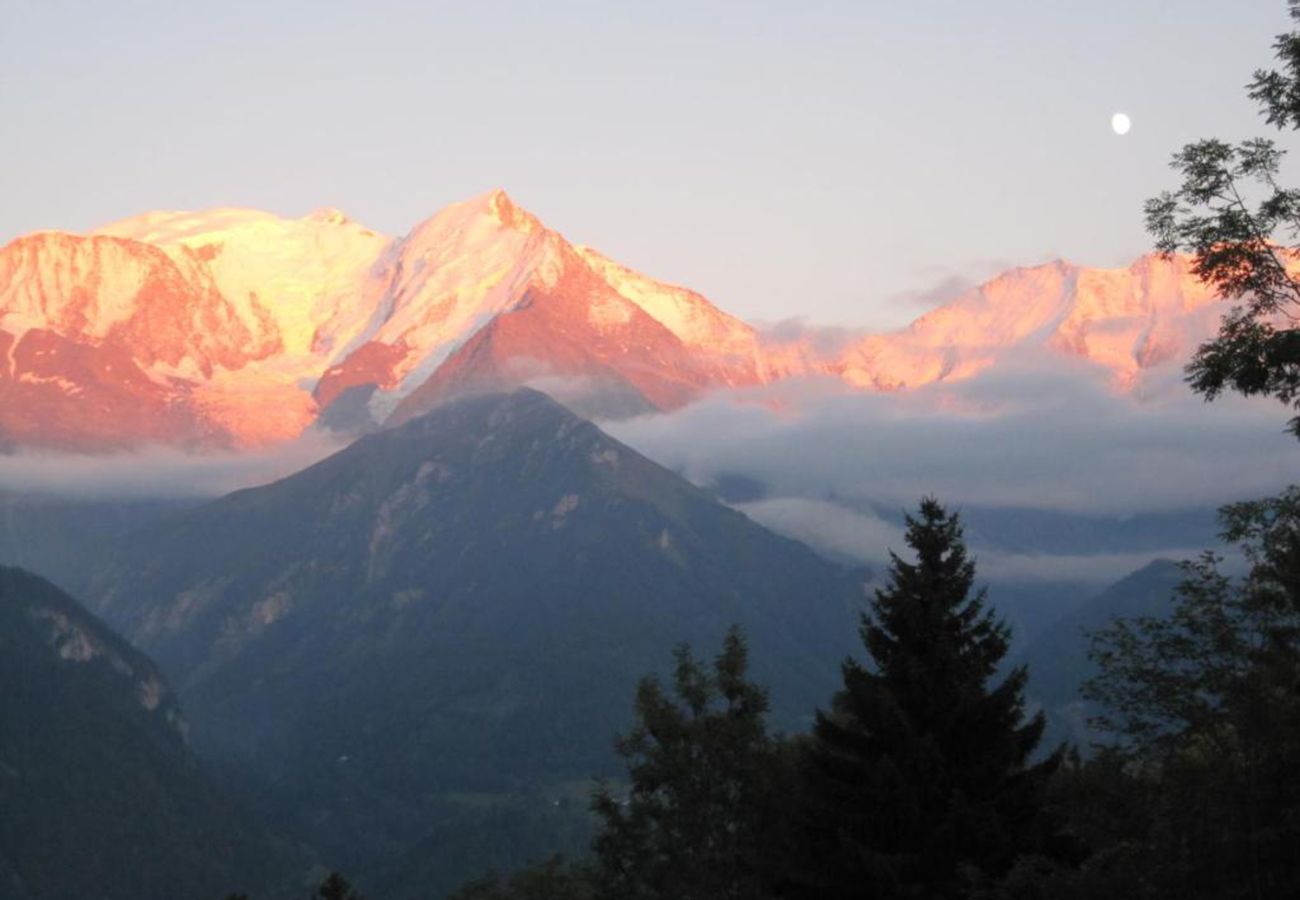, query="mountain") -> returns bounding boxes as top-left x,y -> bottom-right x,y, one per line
0,192 -> 767,449
0,566 -> 295,900
84,389 -> 864,894
833,255 -> 1227,391
317,192 -> 769,427
0,191 -> 1232,450
0,233 -> 261,448
1017,558 -> 1185,748
0,492 -> 194,595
